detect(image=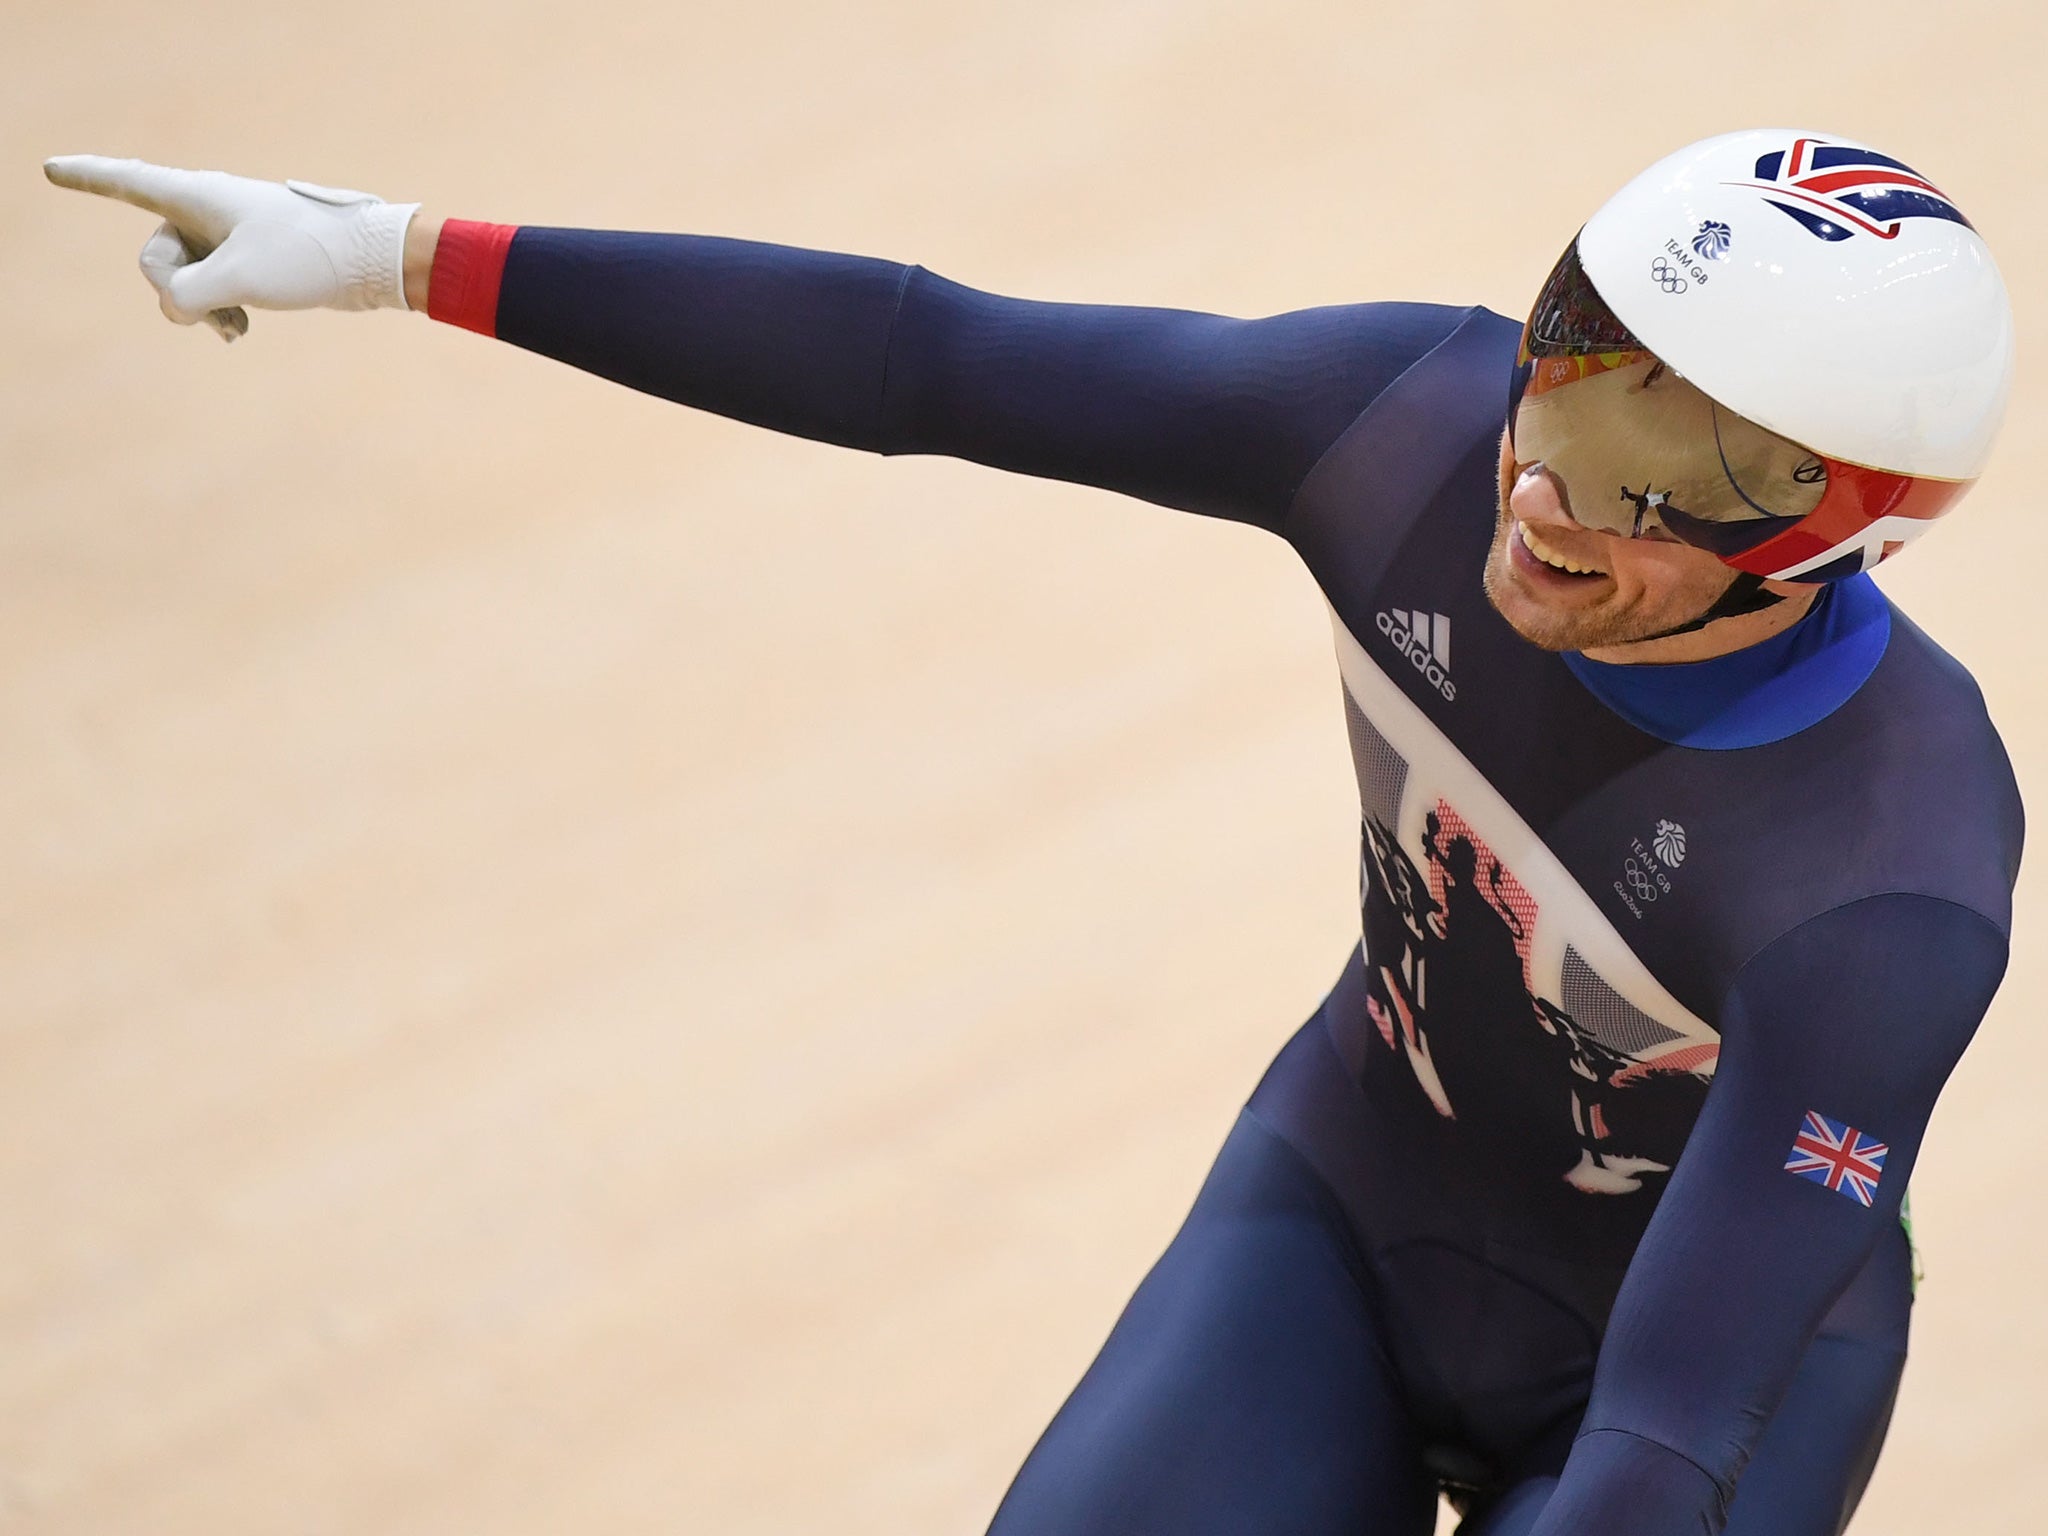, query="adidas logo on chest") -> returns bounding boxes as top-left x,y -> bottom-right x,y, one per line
1375,607 -> 1455,701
